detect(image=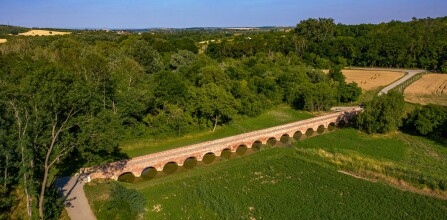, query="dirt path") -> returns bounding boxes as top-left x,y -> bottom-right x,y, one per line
375,69 -> 425,95
55,174 -> 96,220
